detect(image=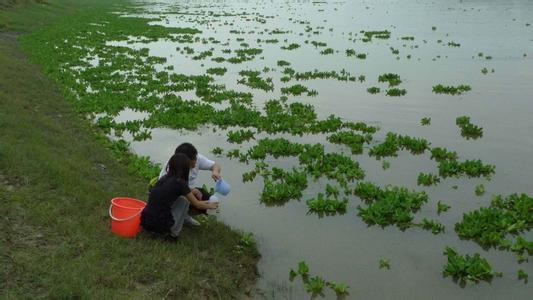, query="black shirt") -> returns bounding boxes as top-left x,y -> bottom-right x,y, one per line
141,175 -> 191,234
